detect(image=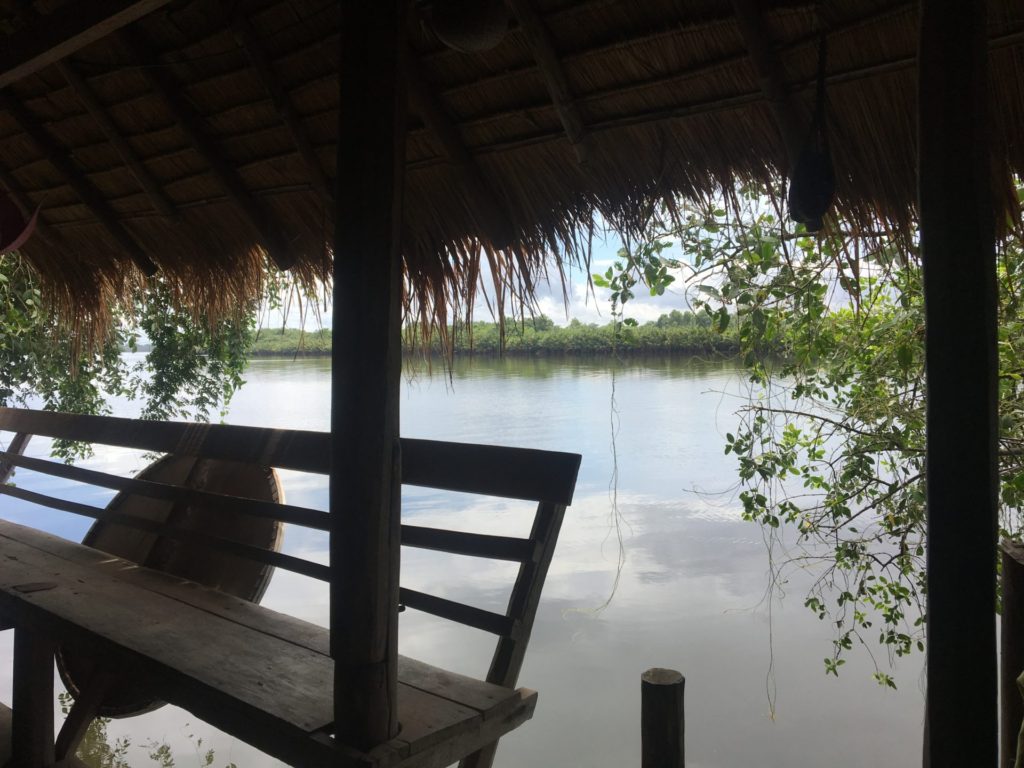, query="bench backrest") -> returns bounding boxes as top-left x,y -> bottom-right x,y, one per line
0,407 -> 580,702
